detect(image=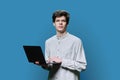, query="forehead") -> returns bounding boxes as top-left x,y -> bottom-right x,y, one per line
55,16 -> 66,20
